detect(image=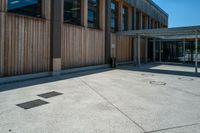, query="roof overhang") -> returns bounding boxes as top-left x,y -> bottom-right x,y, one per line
117,26 -> 200,40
